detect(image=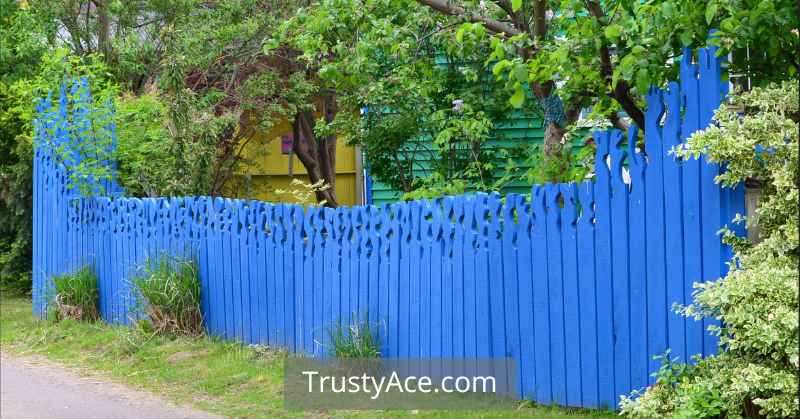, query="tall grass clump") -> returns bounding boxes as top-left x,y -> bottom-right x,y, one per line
133,255 -> 203,336
50,266 -> 99,321
329,313 -> 381,358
